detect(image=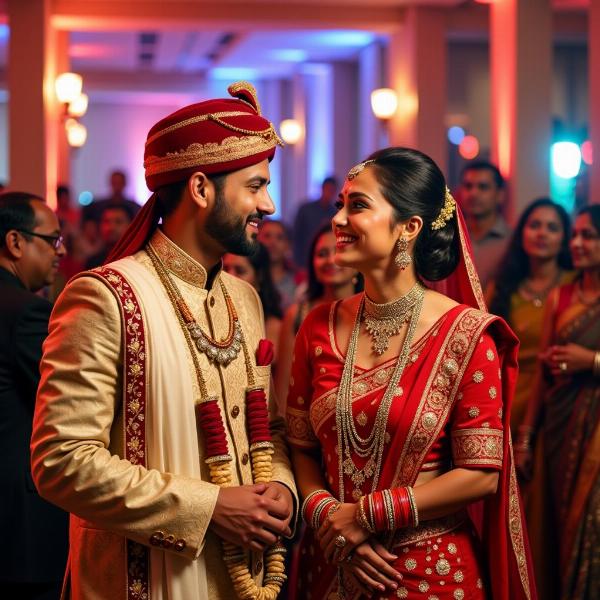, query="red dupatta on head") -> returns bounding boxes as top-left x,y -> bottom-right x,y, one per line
425,203 -> 536,600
